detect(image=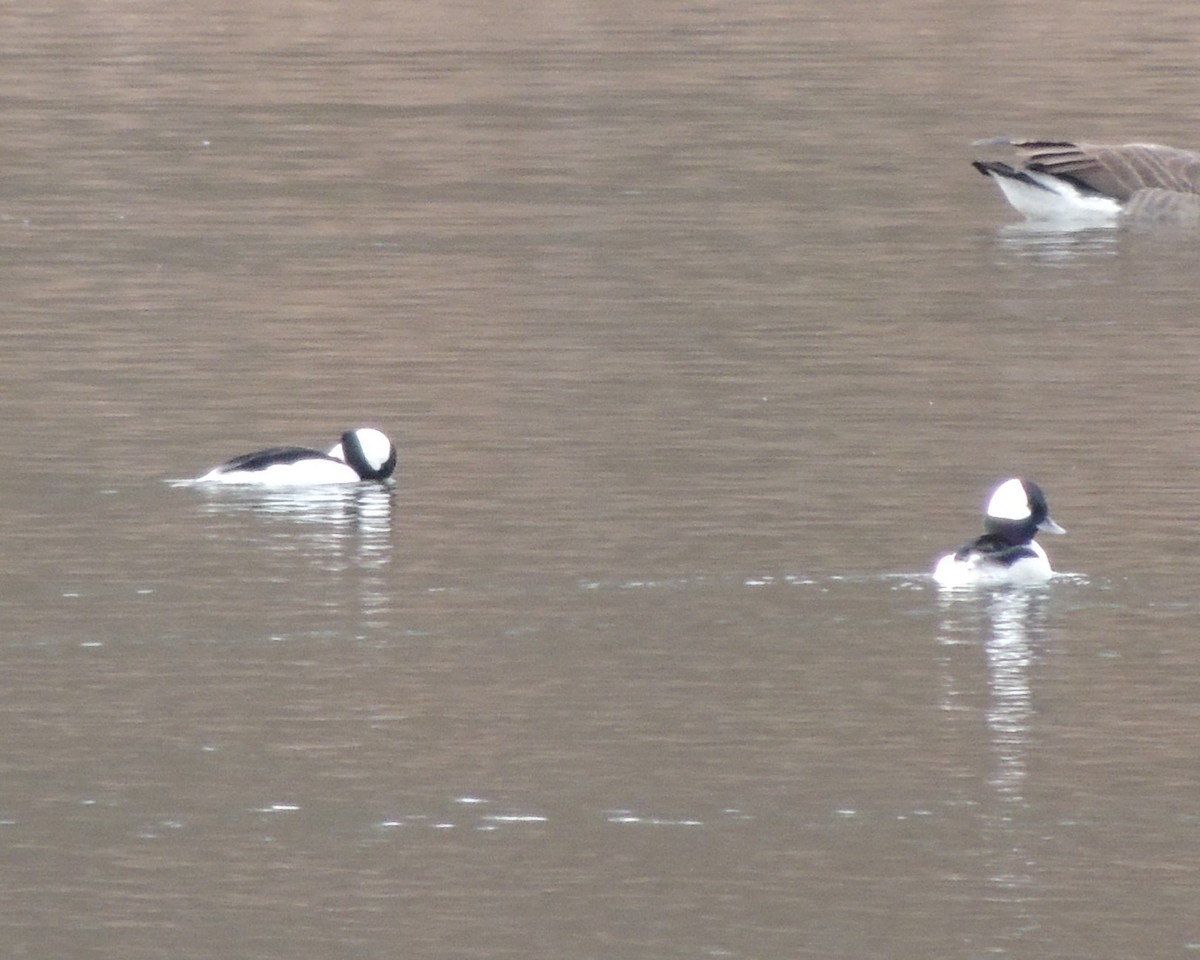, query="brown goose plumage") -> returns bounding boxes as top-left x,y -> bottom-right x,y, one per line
972,137 -> 1200,223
